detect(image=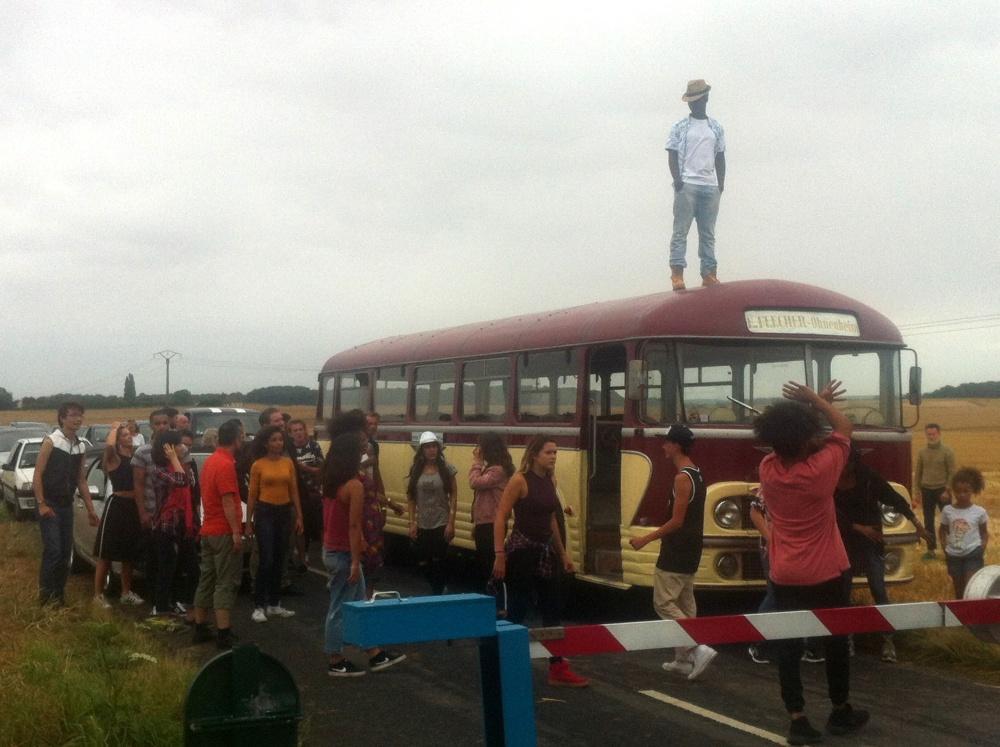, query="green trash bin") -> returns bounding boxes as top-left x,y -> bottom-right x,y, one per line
184,644 -> 302,746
